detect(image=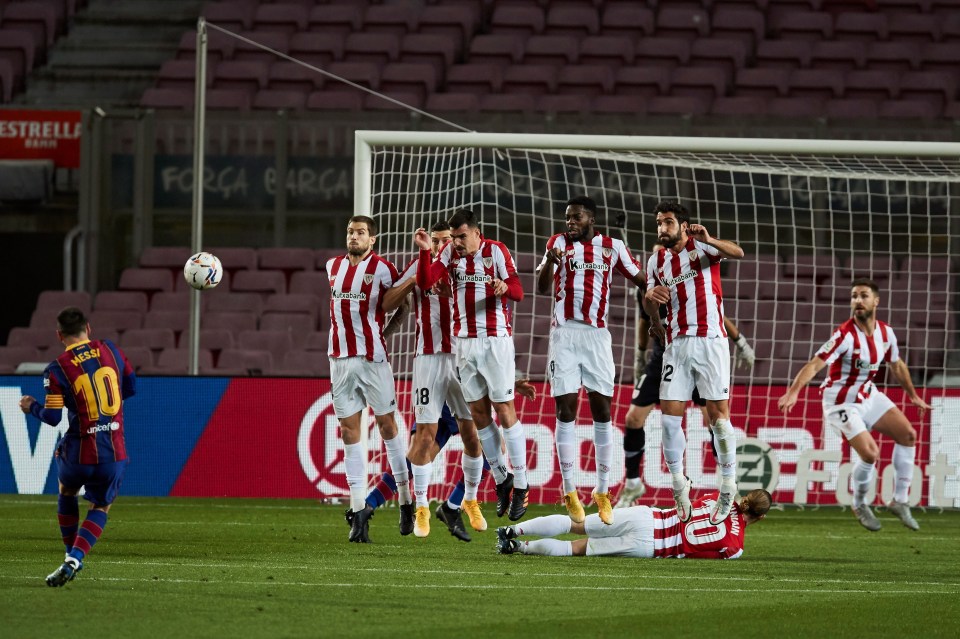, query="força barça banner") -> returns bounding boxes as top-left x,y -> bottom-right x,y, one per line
1,376 -> 958,508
